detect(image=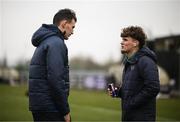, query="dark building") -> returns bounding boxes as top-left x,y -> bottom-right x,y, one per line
147,35 -> 180,91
